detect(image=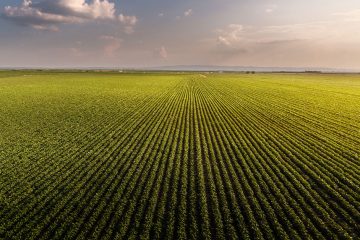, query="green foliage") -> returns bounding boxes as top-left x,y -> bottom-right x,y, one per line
0,71 -> 359,239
